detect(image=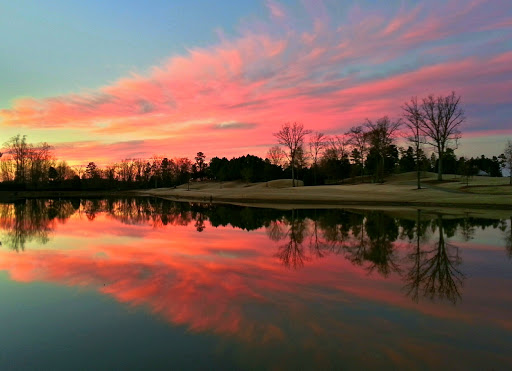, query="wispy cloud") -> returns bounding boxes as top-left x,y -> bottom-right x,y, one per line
0,0 -> 511,162
266,0 -> 286,18
211,121 -> 258,130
